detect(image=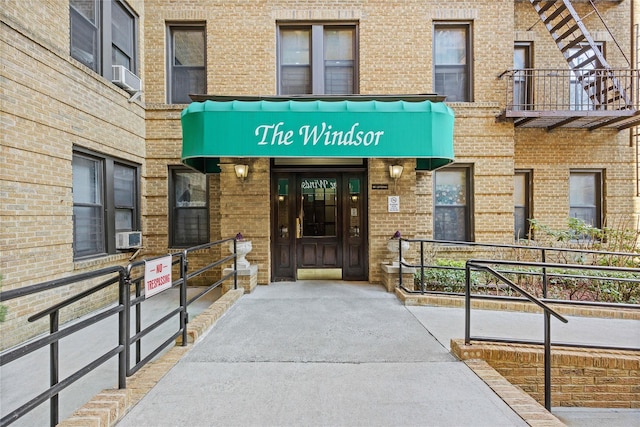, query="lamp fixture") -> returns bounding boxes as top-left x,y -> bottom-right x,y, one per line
389,164 -> 403,192
389,164 -> 403,179
234,164 -> 249,181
